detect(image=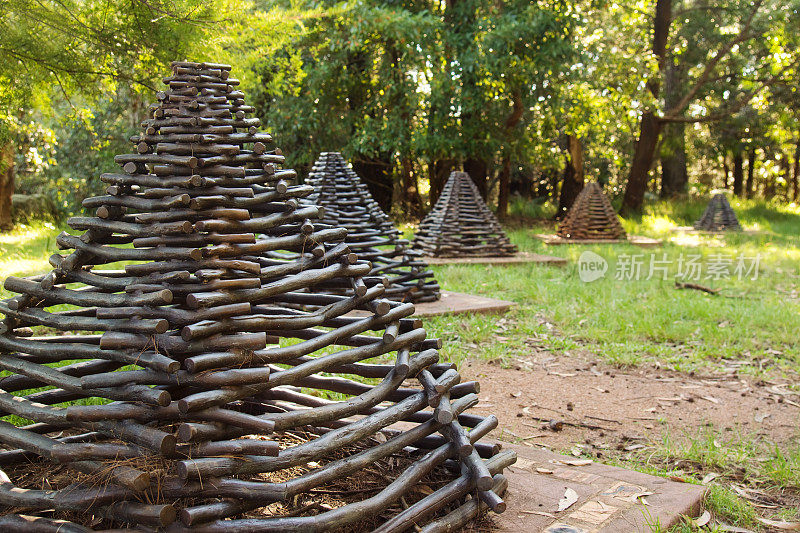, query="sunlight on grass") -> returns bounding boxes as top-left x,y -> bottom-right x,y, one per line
0,222 -> 57,245
0,258 -> 52,278
0,222 -> 64,286
644,215 -> 679,235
